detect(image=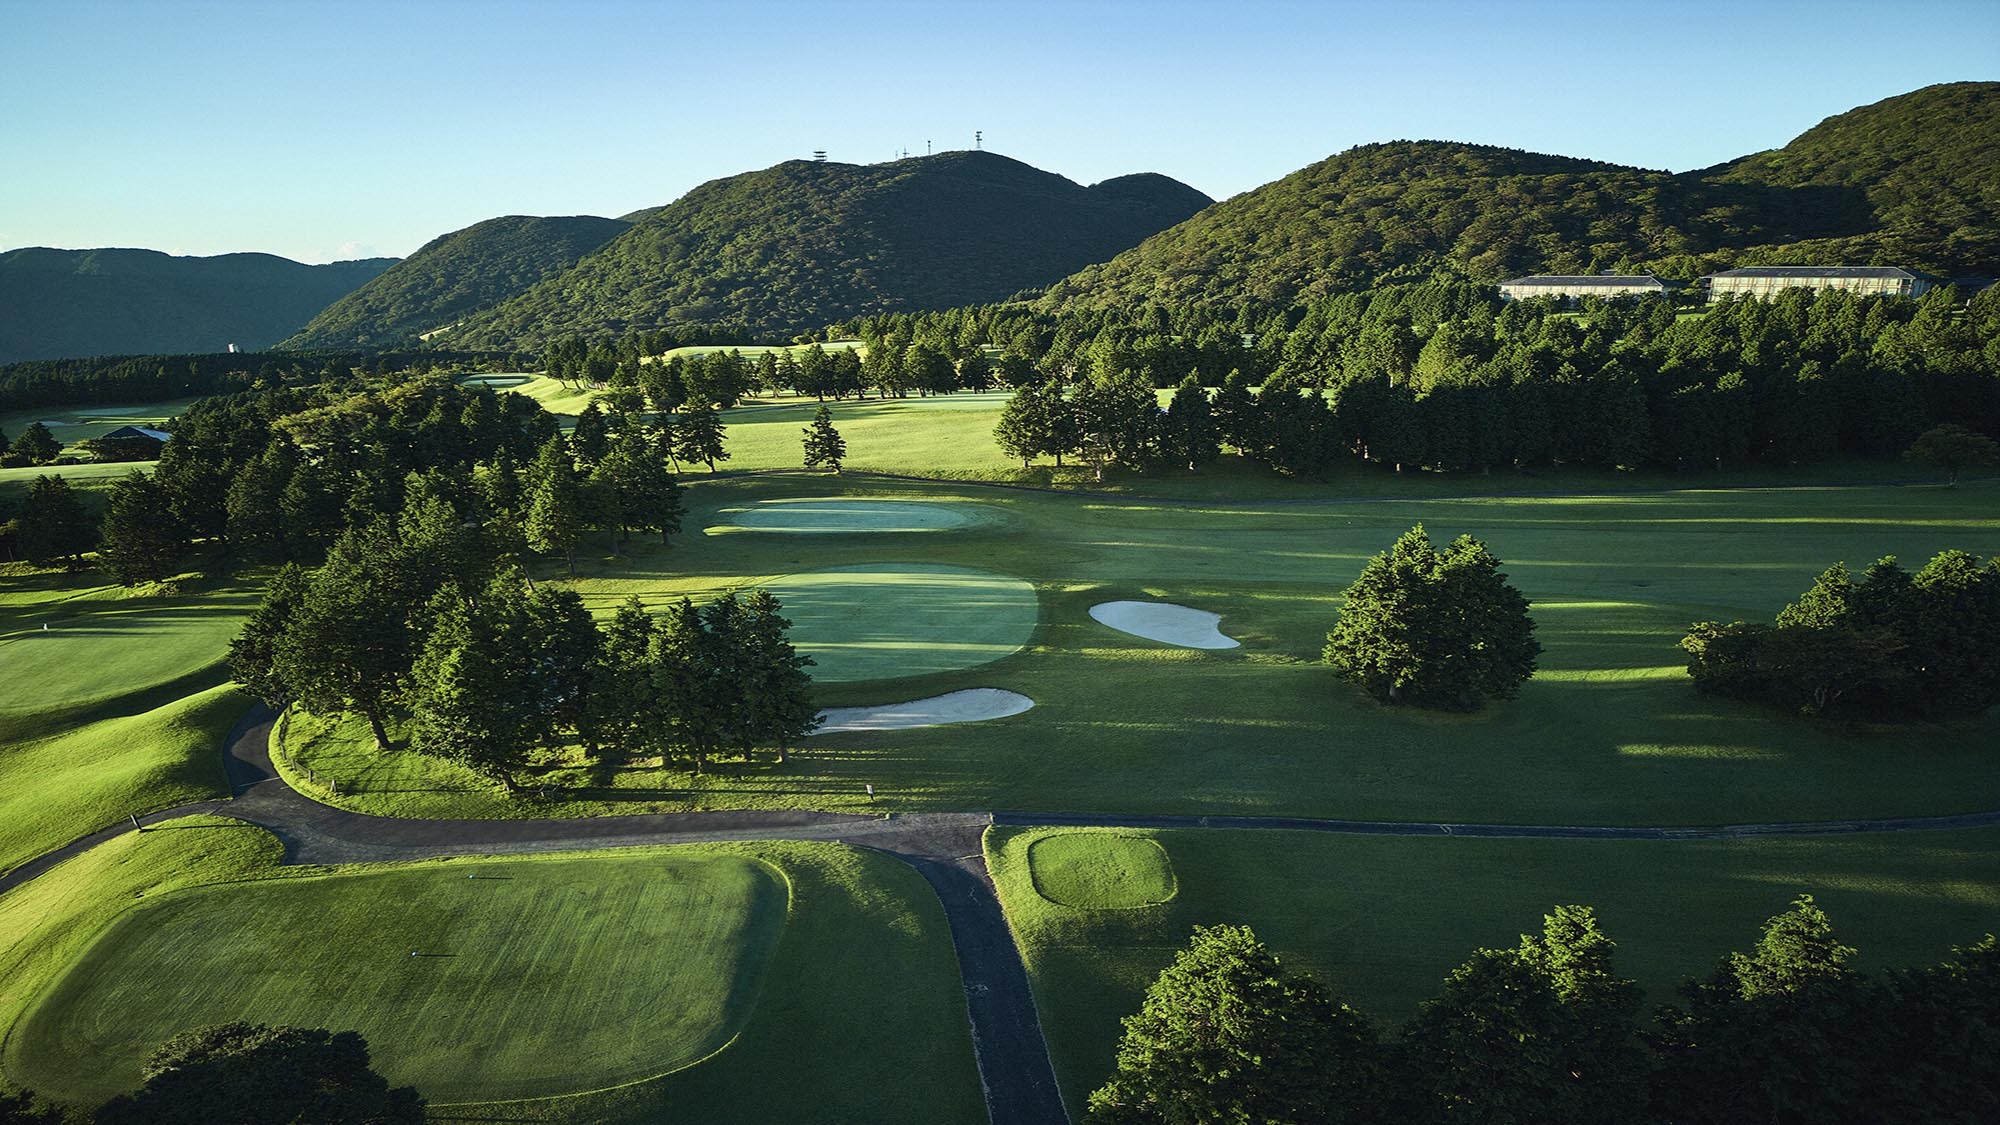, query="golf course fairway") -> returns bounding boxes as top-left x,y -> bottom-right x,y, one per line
8,852 -> 789,1104
712,497 -> 986,535
763,562 -> 1038,682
